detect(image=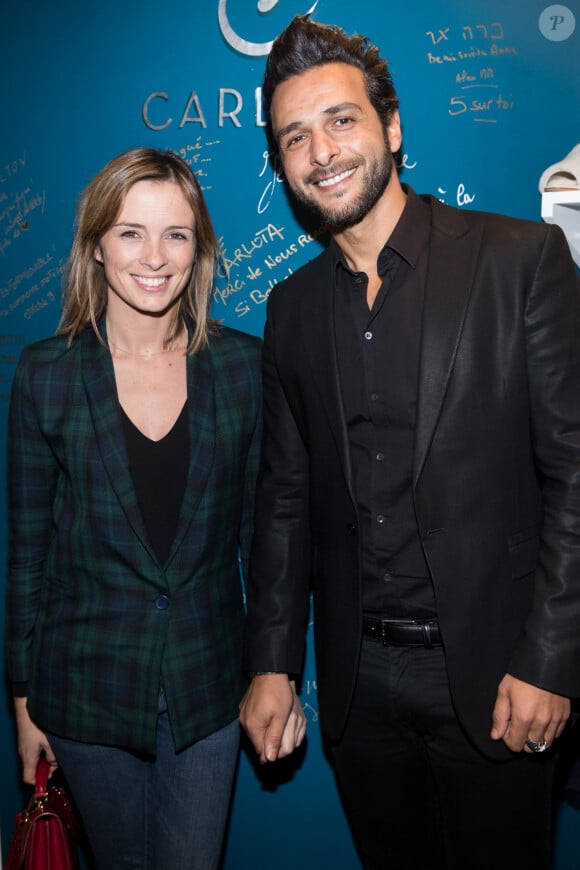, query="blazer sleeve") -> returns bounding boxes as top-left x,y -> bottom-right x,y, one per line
238,356 -> 263,586
243,291 -> 312,676
508,223 -> 580,696
6,349 -> 60,685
